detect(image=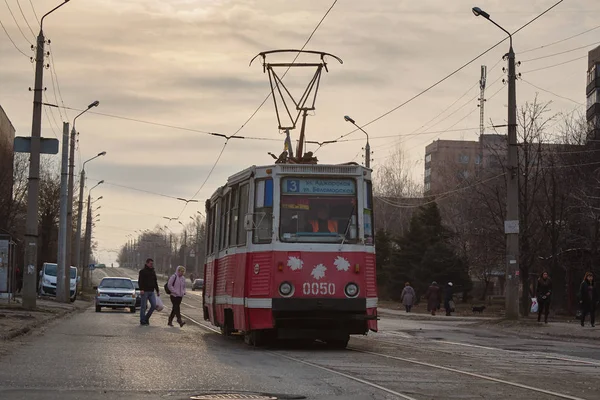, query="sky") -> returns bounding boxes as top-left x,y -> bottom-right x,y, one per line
1,0 -> 598,266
